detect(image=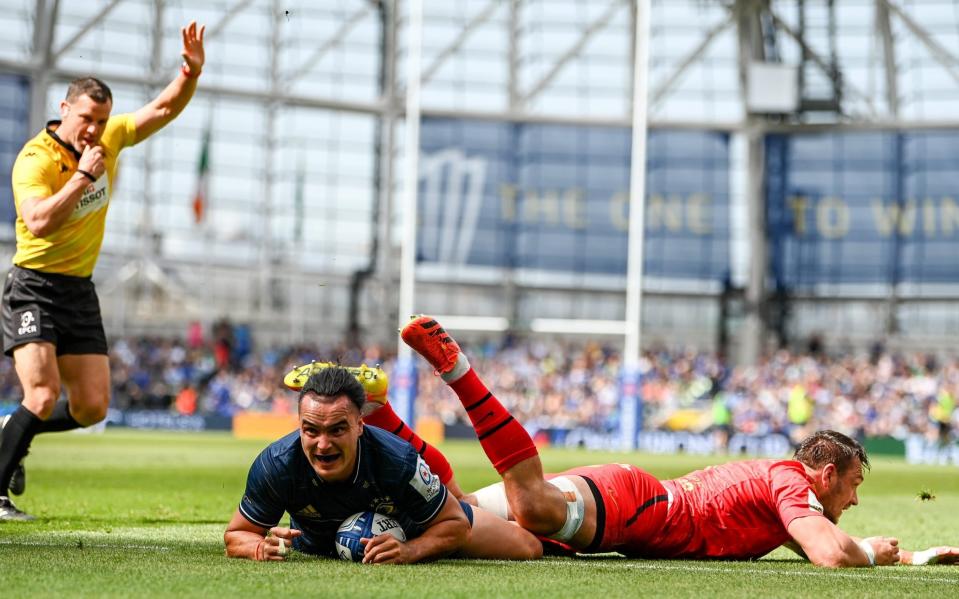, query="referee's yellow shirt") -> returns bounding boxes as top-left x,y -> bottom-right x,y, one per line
10,114 -> 137,277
